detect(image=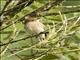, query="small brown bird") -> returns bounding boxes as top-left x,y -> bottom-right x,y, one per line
24,14 -> 45,41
